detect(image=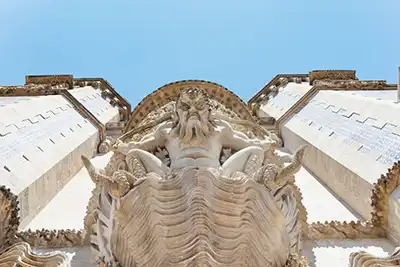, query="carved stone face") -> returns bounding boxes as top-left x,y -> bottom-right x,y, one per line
174,87 -> 213,143
177,87 -> 210,123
